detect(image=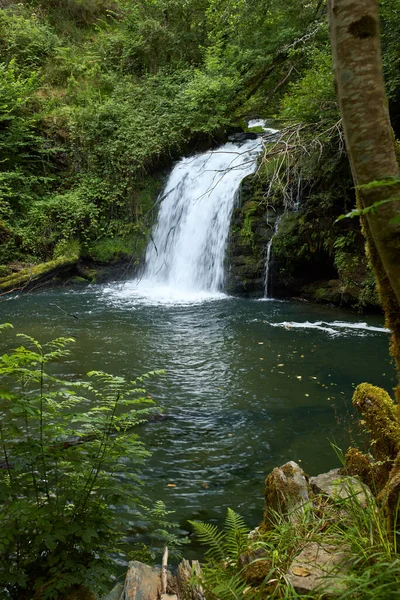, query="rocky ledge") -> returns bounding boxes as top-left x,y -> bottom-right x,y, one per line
103,462 -> 376,600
